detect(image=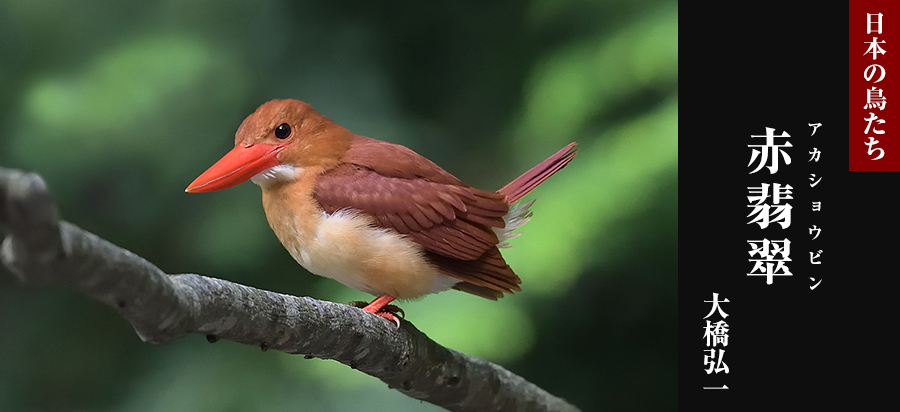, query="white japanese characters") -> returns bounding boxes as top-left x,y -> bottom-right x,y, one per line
746,124 -> 823,290
747,183 -> 793,229
748,128 -> 792,174
808,124 -> 824,290
747,128 -> 793,285
747,239 -> 792,285
865,13 -> 887,160
703,293 -> 730,377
